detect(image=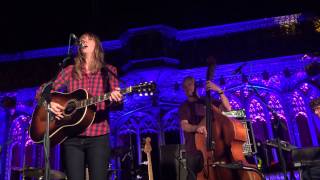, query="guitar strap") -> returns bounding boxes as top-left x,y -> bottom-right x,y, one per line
101,65 -> 123,111
100,66 -> 112,116
101,65 -> 111,93
101,63 -> 123,92
101,64 -> 124,111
